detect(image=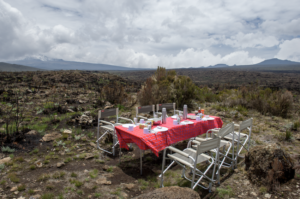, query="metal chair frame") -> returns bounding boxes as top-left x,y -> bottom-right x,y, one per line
96,108 -> 134,156
160,138 -> 221,192
156,103 -> 176,116
135,105 -> 155,120
188,123 -> 235,172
